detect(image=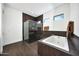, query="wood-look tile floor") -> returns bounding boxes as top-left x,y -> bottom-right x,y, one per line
3,41 -> 38,56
